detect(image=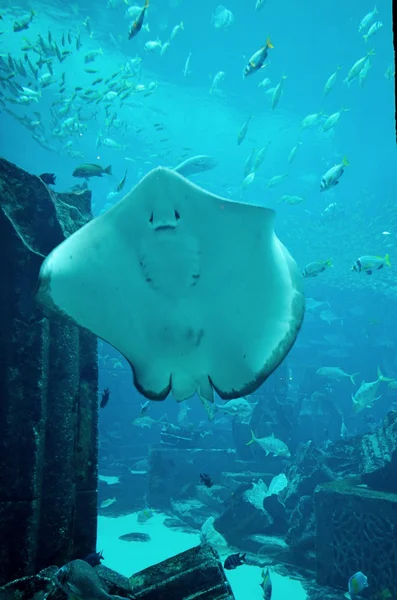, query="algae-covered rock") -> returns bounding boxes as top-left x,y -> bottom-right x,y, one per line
214,483 -> 273,548
128,544 -> 234,599
359,410 -> 397,491
315,477 -> 397,598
